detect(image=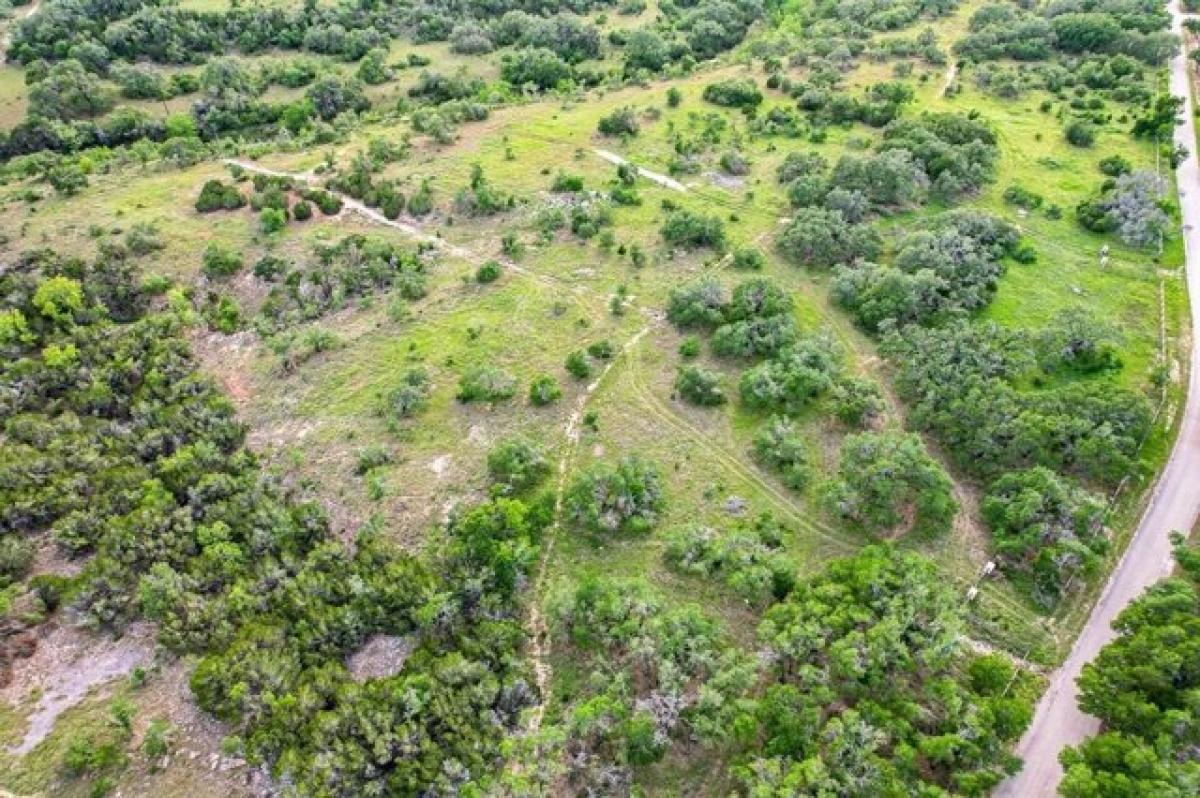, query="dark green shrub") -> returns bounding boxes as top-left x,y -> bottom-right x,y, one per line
566,456 -> 665,534
529,373 -> 562,405
565,349 -> 592,379
702,78 -> 763,109
830,376 -> 884,427
195,180 -> 245,213
551,173 -> 585,192
597,107 -> 640,137
487,437 -> 551,493
457,364 -> 517,402
751,416 -> 810,490
678,336 -> 701,358
1065,120 -> 1097,147
732,247 -> 766,270
675,365 -> 726,406
1098,154 -> 1131,176
201,244 -> 243,280
661,209 -> 726,250
476,260 -> 502,283
385,367 -> 432,418
587,340 -> 616,360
